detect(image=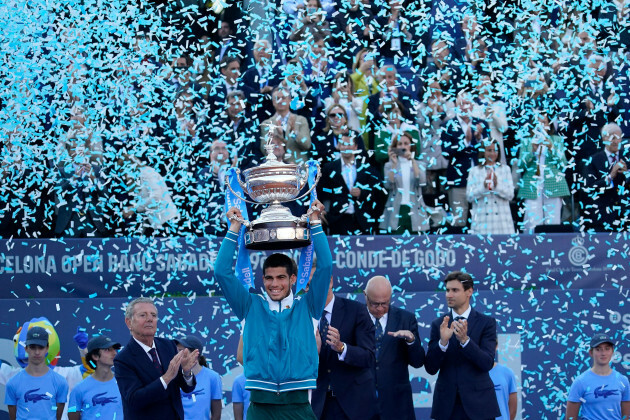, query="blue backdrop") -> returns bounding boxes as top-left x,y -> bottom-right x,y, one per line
0,233 -> 629,419
0,233 -> 626,297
